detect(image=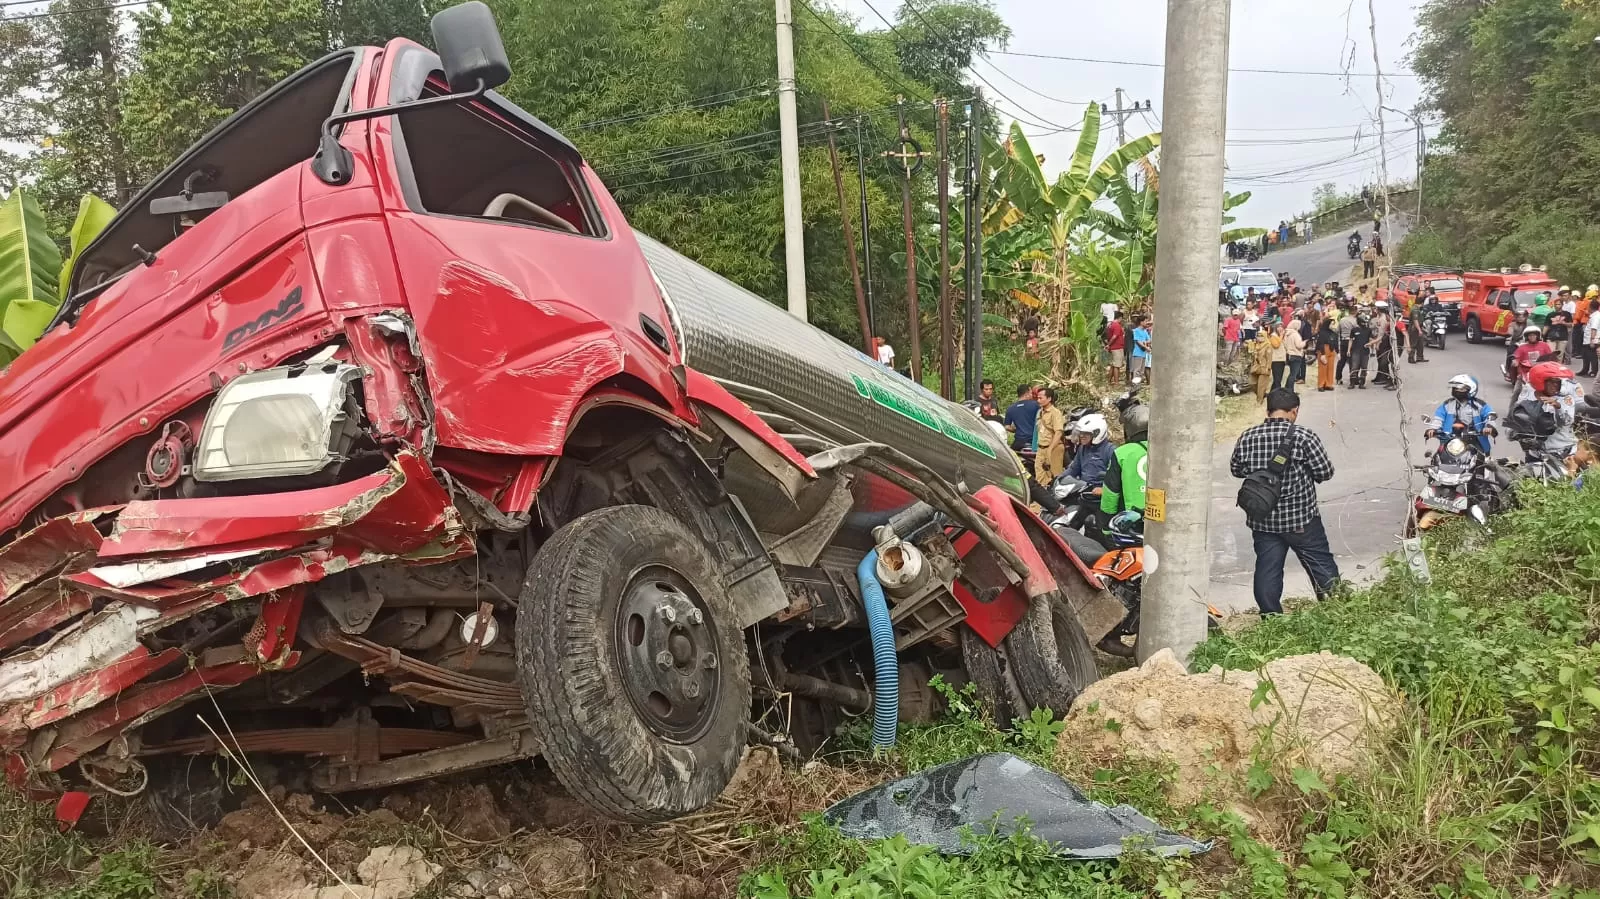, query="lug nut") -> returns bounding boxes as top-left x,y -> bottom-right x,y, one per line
684,681 -> 701,699
655,651 -> 673,669
656,604 -> 676,623
687,608 -> 704,625
701,652 -> 718,670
